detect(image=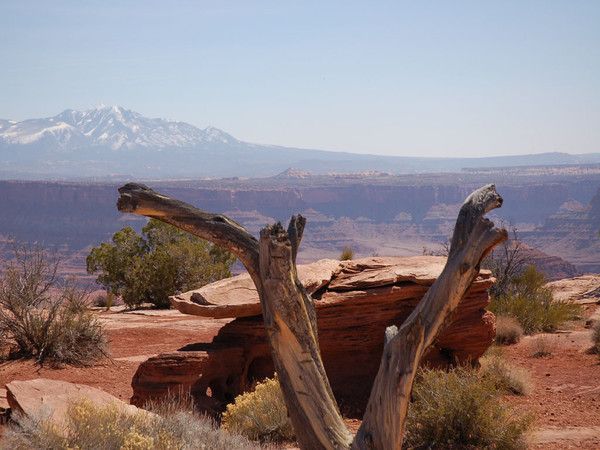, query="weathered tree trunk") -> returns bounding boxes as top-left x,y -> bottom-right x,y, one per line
118,184 -> 351,449
352,186 -> 506,449
259,221 -> 353,448
117,183 -> 506,450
